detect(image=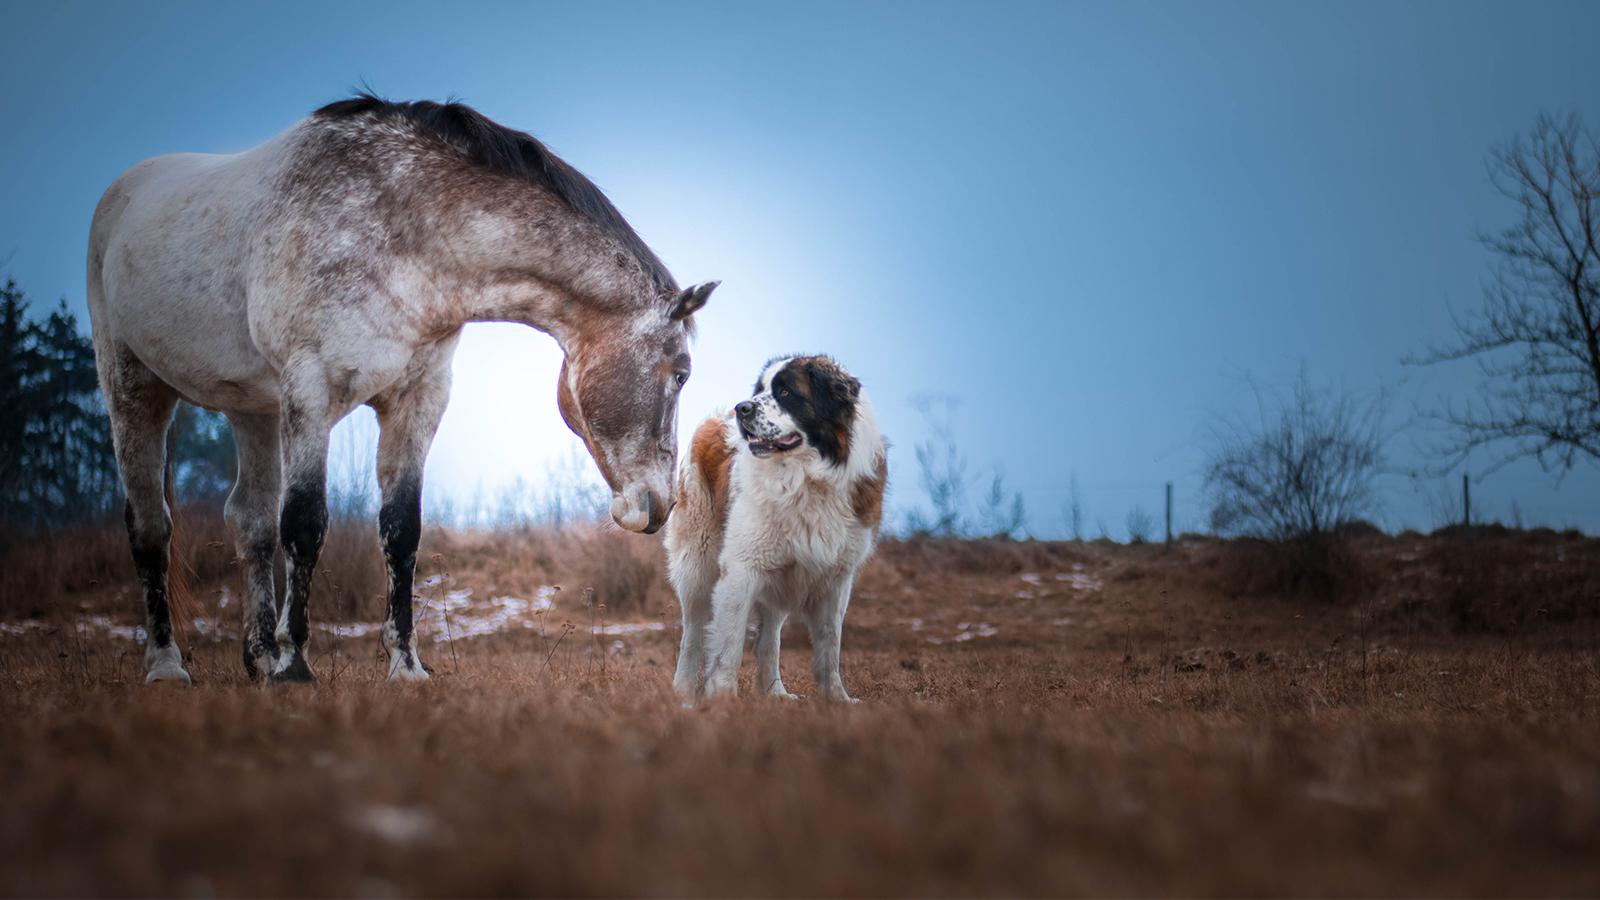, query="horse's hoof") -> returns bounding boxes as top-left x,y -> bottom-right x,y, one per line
242,639 -> 278,682
387,663 -> 431,683
387,648 -> 431,682
145,664 -> 193,686
145,644 -> 191,686
269,653 -> 316,684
